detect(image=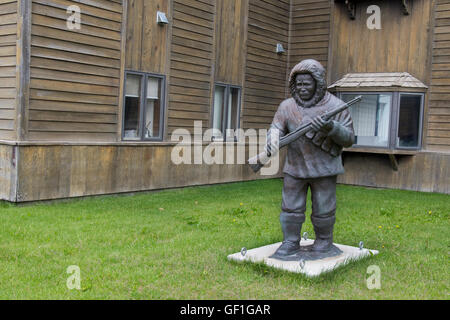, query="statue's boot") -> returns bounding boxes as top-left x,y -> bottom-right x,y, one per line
311,213 -> 335,252
272,212 -> 304,258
